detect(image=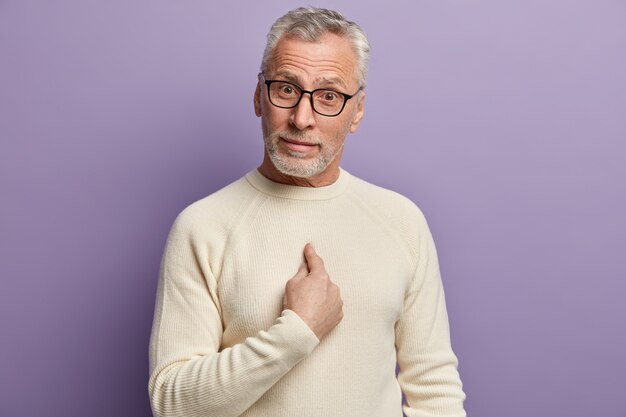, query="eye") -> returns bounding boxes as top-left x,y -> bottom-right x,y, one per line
279,84 -> 296,95
321,91 -> 338,102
